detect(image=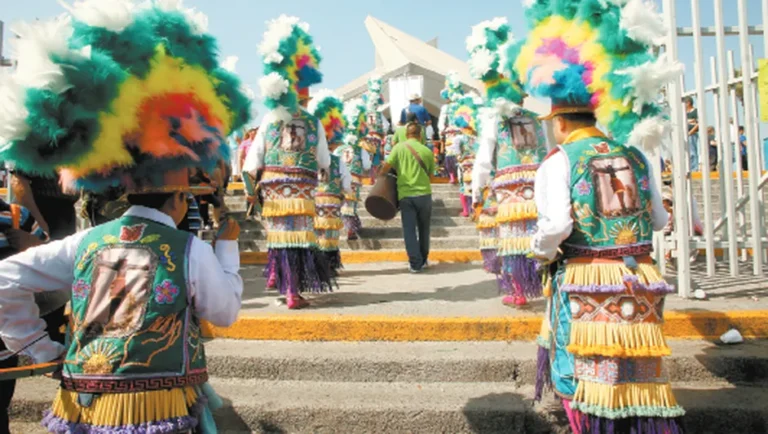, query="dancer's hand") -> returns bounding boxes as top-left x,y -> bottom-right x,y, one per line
216,218 -> 240,241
